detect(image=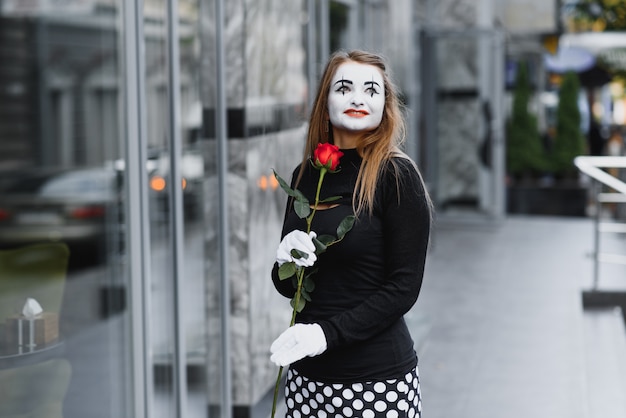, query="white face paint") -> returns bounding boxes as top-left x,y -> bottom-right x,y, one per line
327,62 -> 385,133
